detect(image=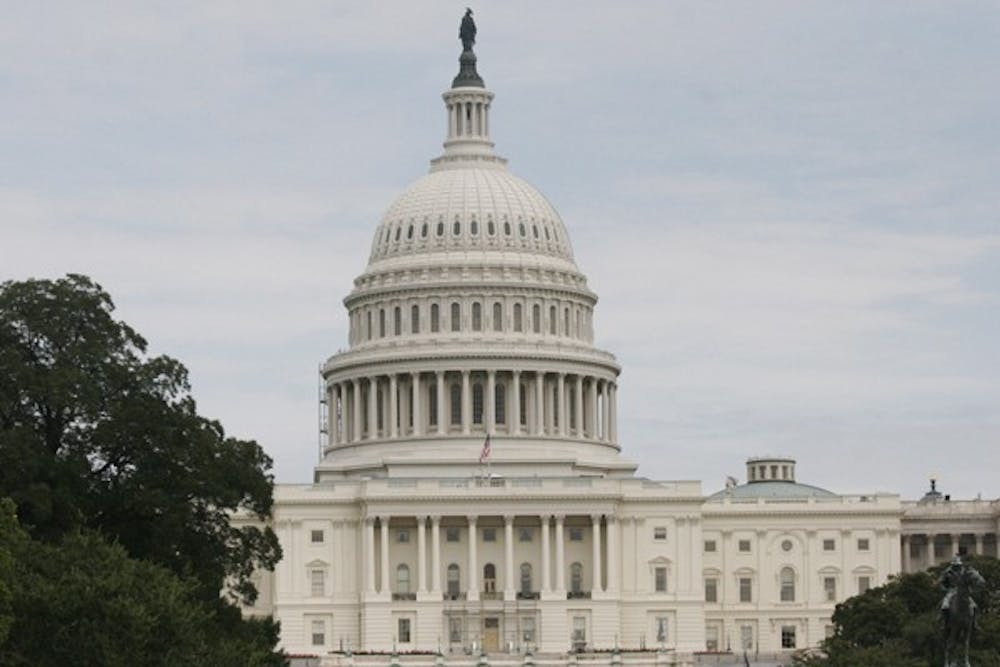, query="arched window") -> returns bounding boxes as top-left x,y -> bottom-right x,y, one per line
396,564 -> 411,594
366,311 -> 372,340
450,384 -> 462,425
549,306 -> 556,334
532,305 -> 541,333
487,220 -> 495,236
470,220 -> 479,236
780,567 -> 795,602
570,562 -> 583,594
379,309 -> 386,337
447,563 -> 461,597
376,387 -> 384,431
483,563 -> 496,594
428,380 -> 438,427
411,304 -> 419,333
472,302 -> 482,331
393,306 -> 401,335
513,303 -> 523,332
451,302 -> 461,332
421,222 -> 428,238
406,223 -> 414,240
520,563 -> 533,595
504,221 -> 512,236
437,221 -> 445,237
430,303 -> 440,332
519,384 -> 527,425
495,384 -> 506,424
564,307 -> 570,335
472,383 -> 484,424
453,220 -> 461,236
492,302 -> 503,331
519,222 -> 526,238
395,225 -> 401,241
551,384 -> 559,428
